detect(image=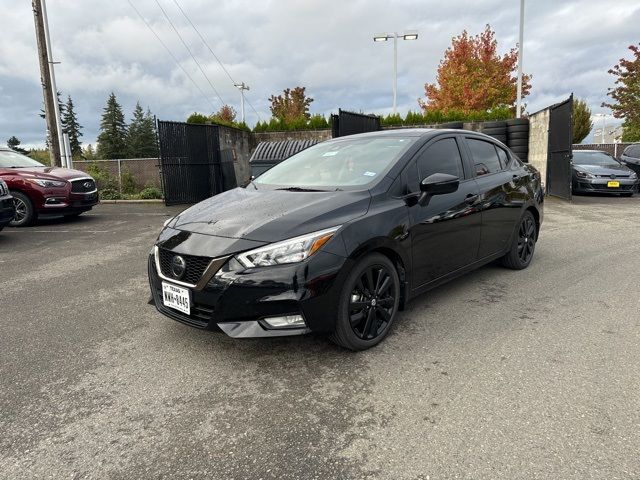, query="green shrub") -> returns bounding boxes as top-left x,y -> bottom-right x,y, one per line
85,162 -> 118,190
120,168 -> 138,194
138,186 -> 163,199
100,188 -> 121,200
